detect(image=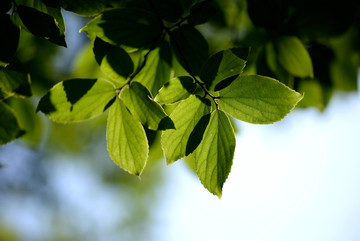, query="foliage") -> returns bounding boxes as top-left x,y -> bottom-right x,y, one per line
1,0 -> 359,197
